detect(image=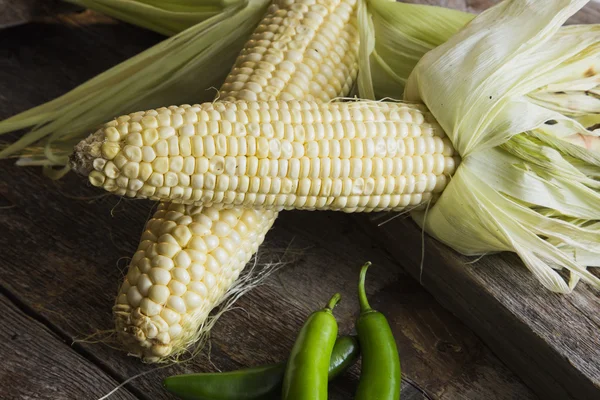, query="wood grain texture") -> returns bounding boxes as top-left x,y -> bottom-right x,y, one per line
0,0 -> 56,29
365,1 -> 600,400
0,1 -> 81,31
365,215 -> 600,400
1,293 -> 138,400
